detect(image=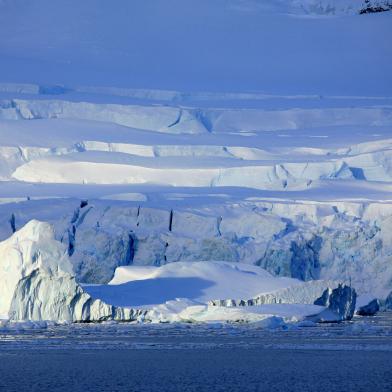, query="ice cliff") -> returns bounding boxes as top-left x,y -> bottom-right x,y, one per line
0,220 -> 146,322
209,279 -> 341,307
2,199 -> 392,301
